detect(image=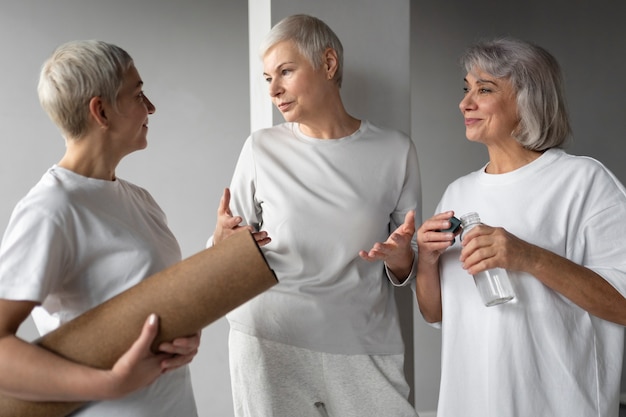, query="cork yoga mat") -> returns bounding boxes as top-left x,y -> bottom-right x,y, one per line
0,230 -> 277,417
